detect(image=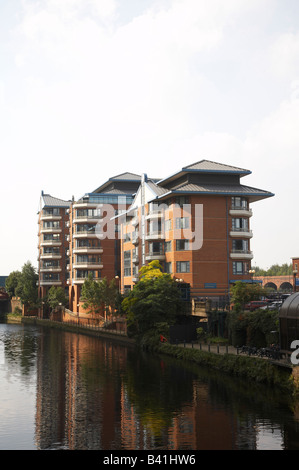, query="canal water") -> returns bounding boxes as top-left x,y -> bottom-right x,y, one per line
1,321 -> 299,451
